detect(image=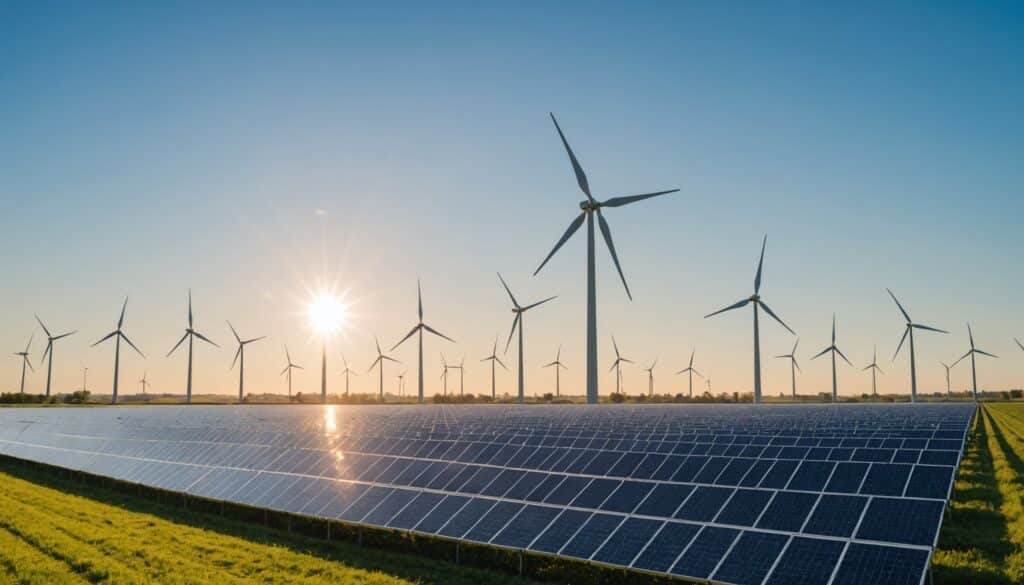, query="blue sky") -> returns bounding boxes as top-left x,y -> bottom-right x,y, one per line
2,2 -> 1022,398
